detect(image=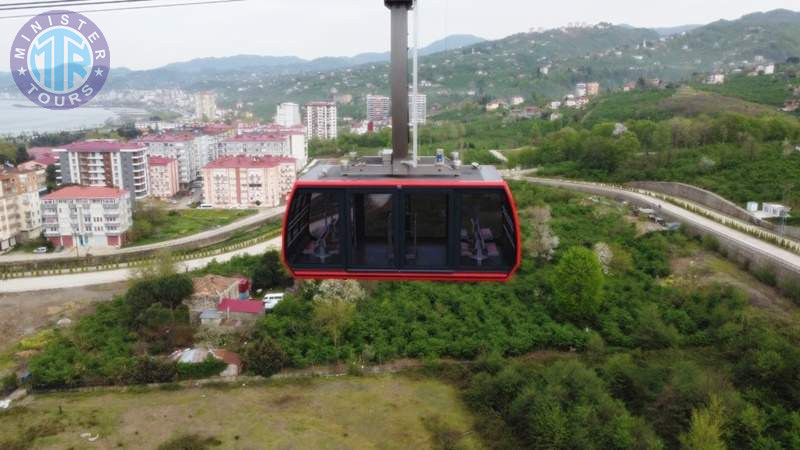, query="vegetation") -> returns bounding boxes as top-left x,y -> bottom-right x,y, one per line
200,250 -> 293,296
695,73 -> 799,107
127,203 -> 256,246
